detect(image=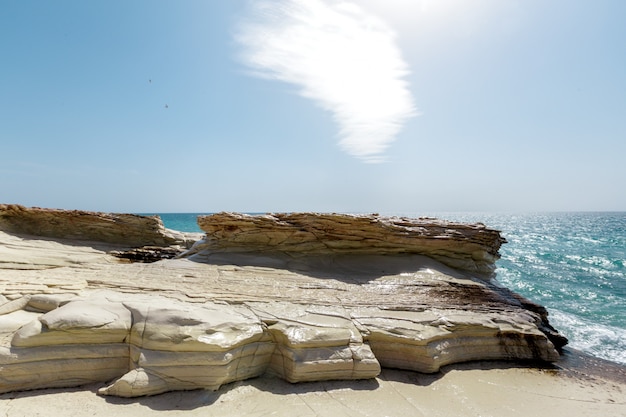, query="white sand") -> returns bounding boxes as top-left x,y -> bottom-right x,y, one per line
2,360 -> 625,417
